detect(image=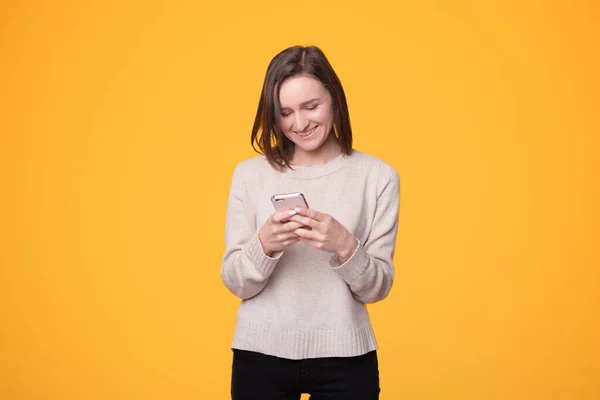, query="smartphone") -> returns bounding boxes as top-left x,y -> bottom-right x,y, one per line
271,192 -> 309,211
271,192 -> 310,227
